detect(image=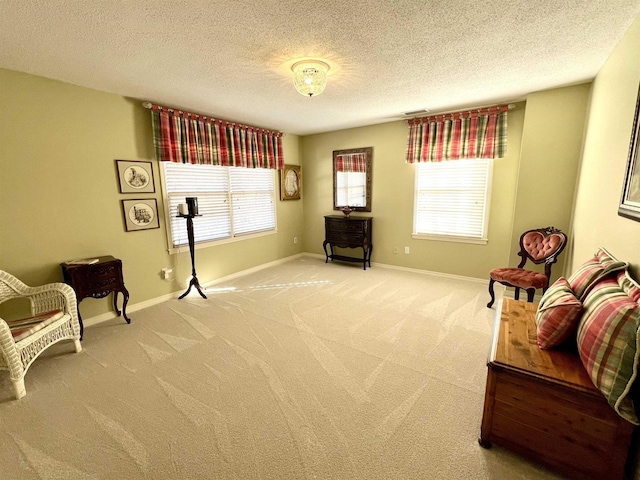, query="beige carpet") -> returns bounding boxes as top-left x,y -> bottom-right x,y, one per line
0,256 -> 562,479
